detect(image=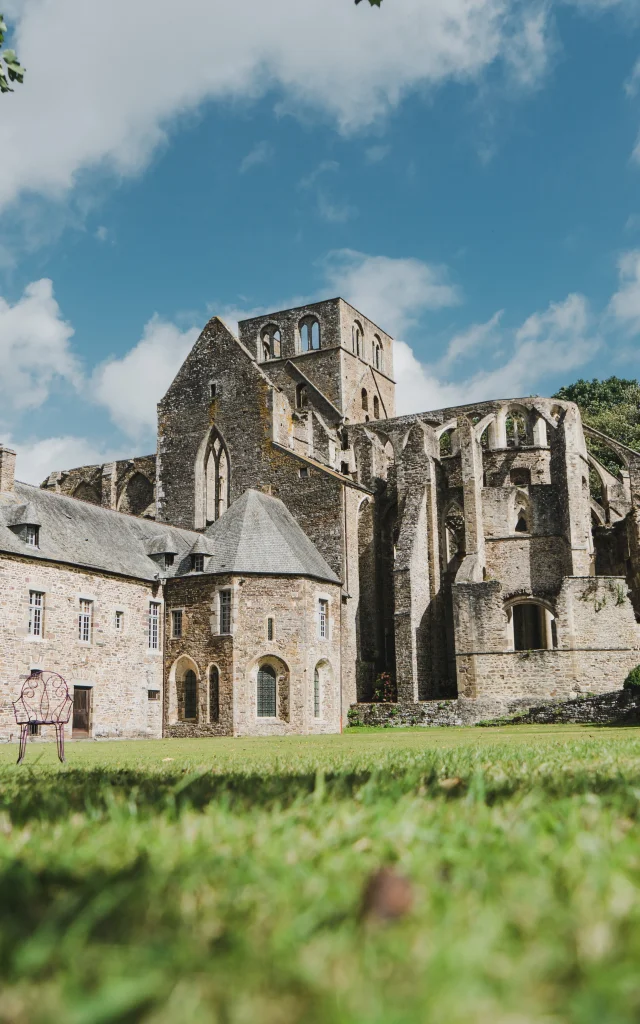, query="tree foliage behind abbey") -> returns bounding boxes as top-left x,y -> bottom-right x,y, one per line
553,377 -> 640,476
